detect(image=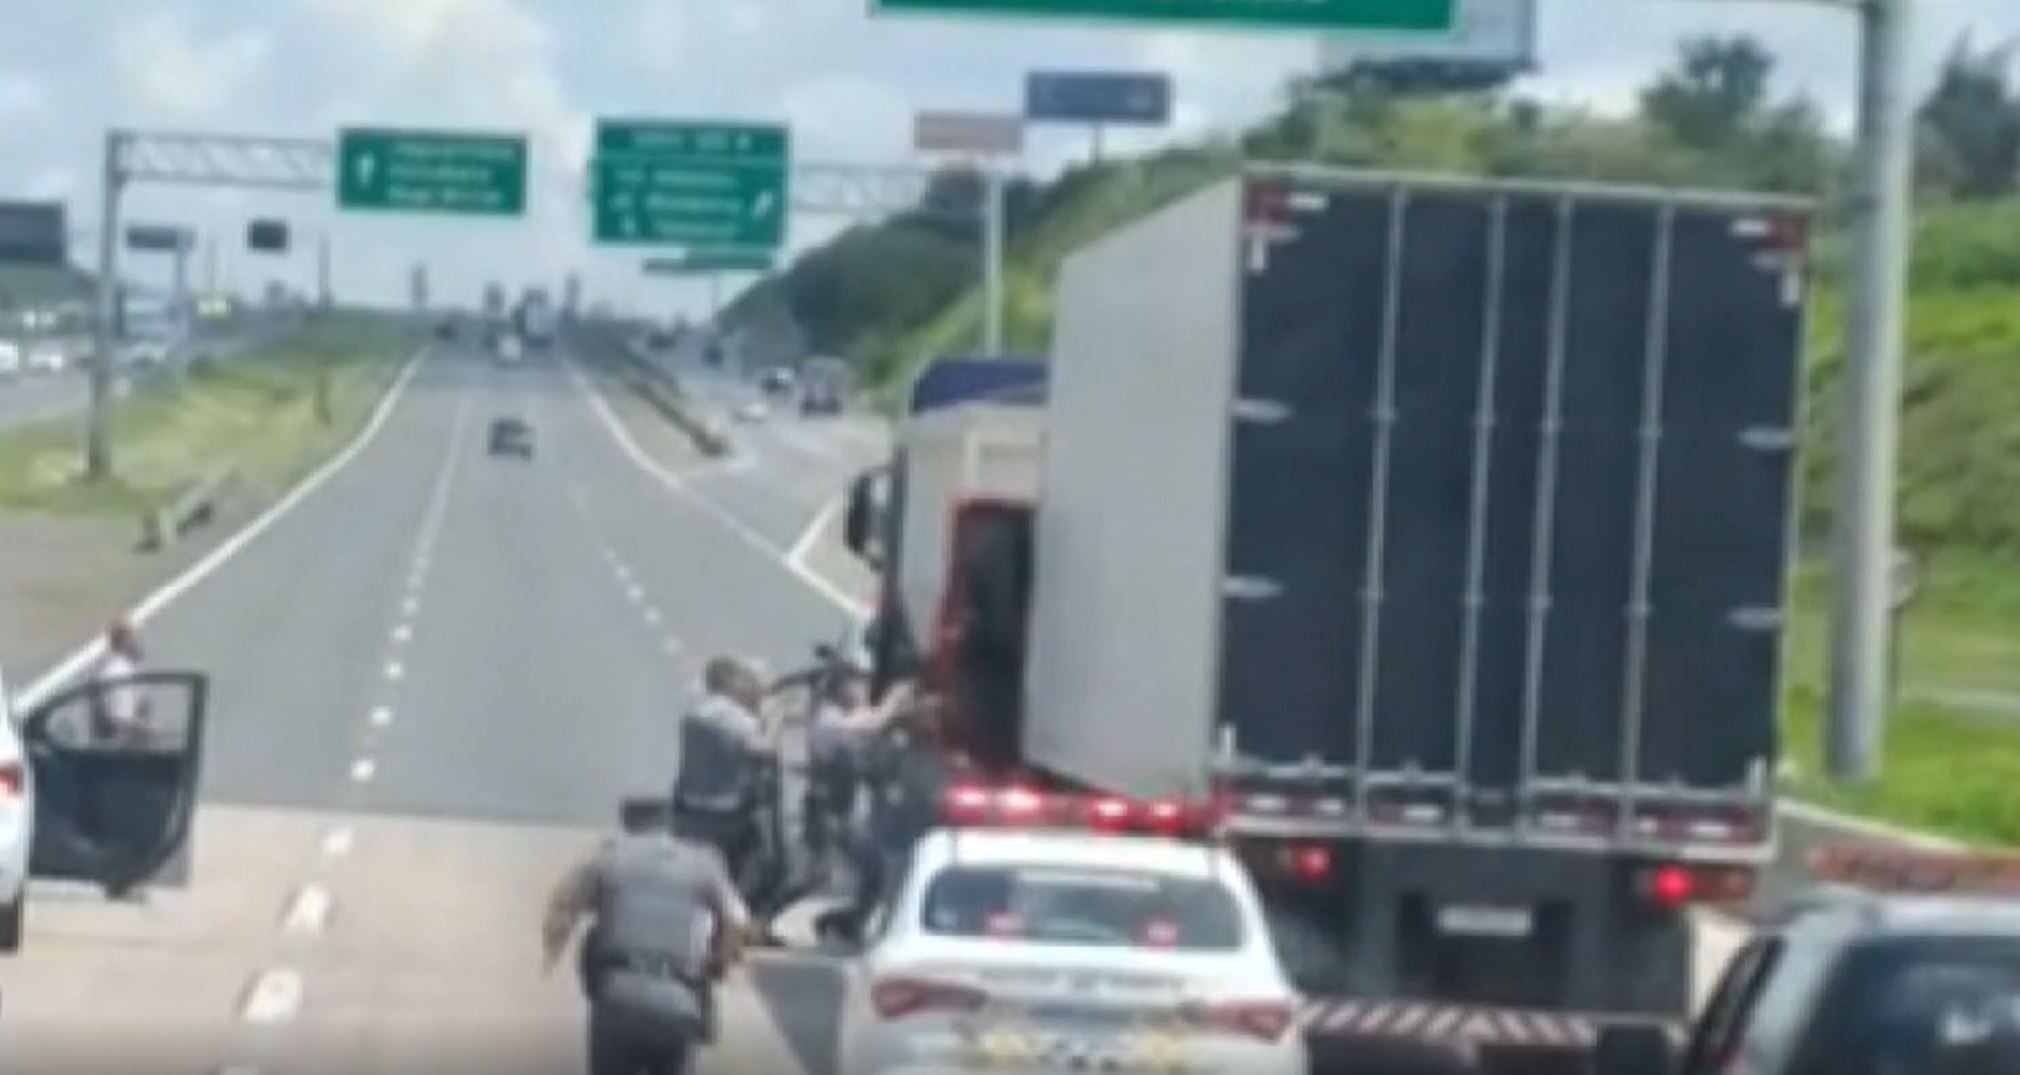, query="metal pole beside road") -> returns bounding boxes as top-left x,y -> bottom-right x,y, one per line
983,166 -> 1007,354
87,130 -> 126,481
1826,0 -> 1914,783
